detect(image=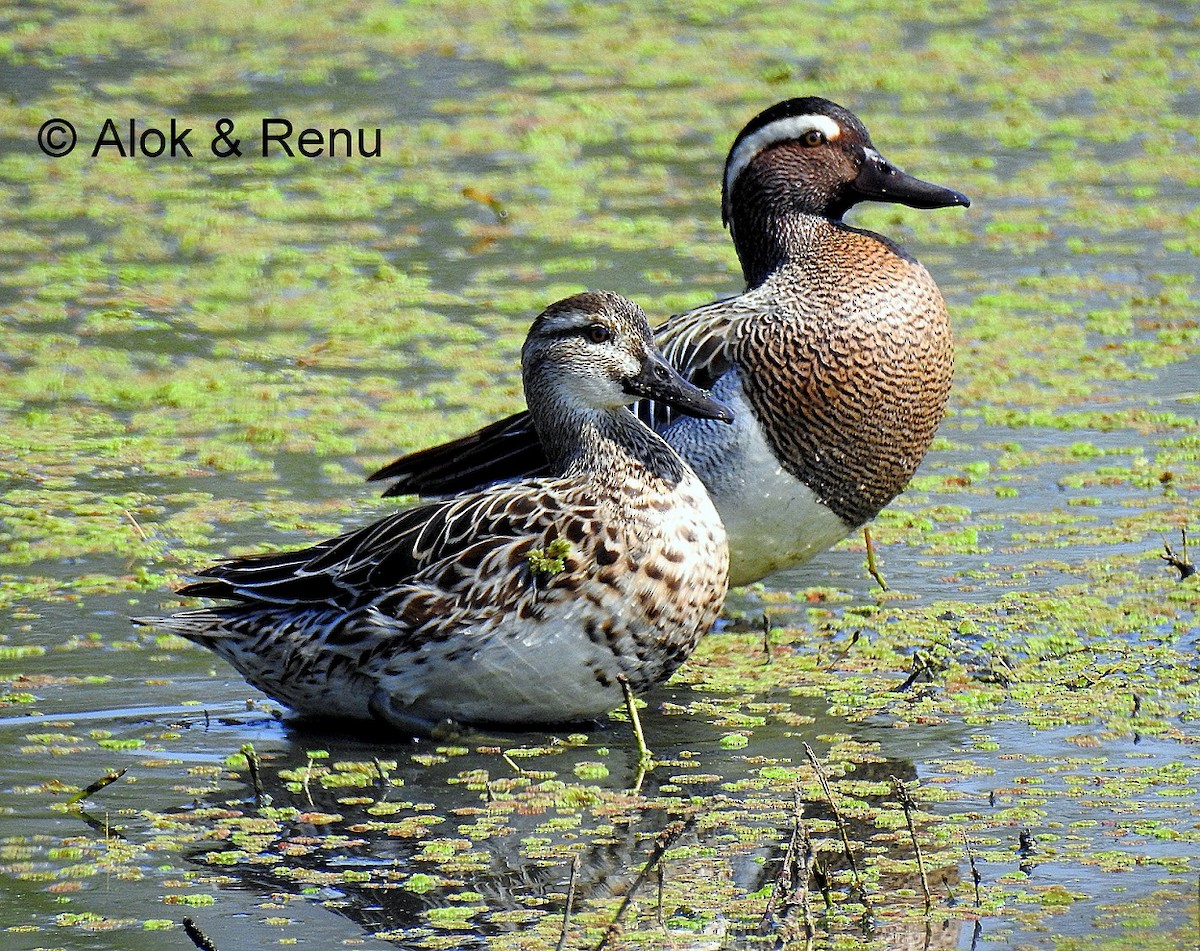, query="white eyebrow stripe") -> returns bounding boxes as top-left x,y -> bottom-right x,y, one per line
724,114 -> 842,195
